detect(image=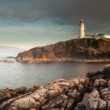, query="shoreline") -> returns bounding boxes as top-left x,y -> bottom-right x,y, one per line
16,58 -> 110,63
1,66 -> 110,109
